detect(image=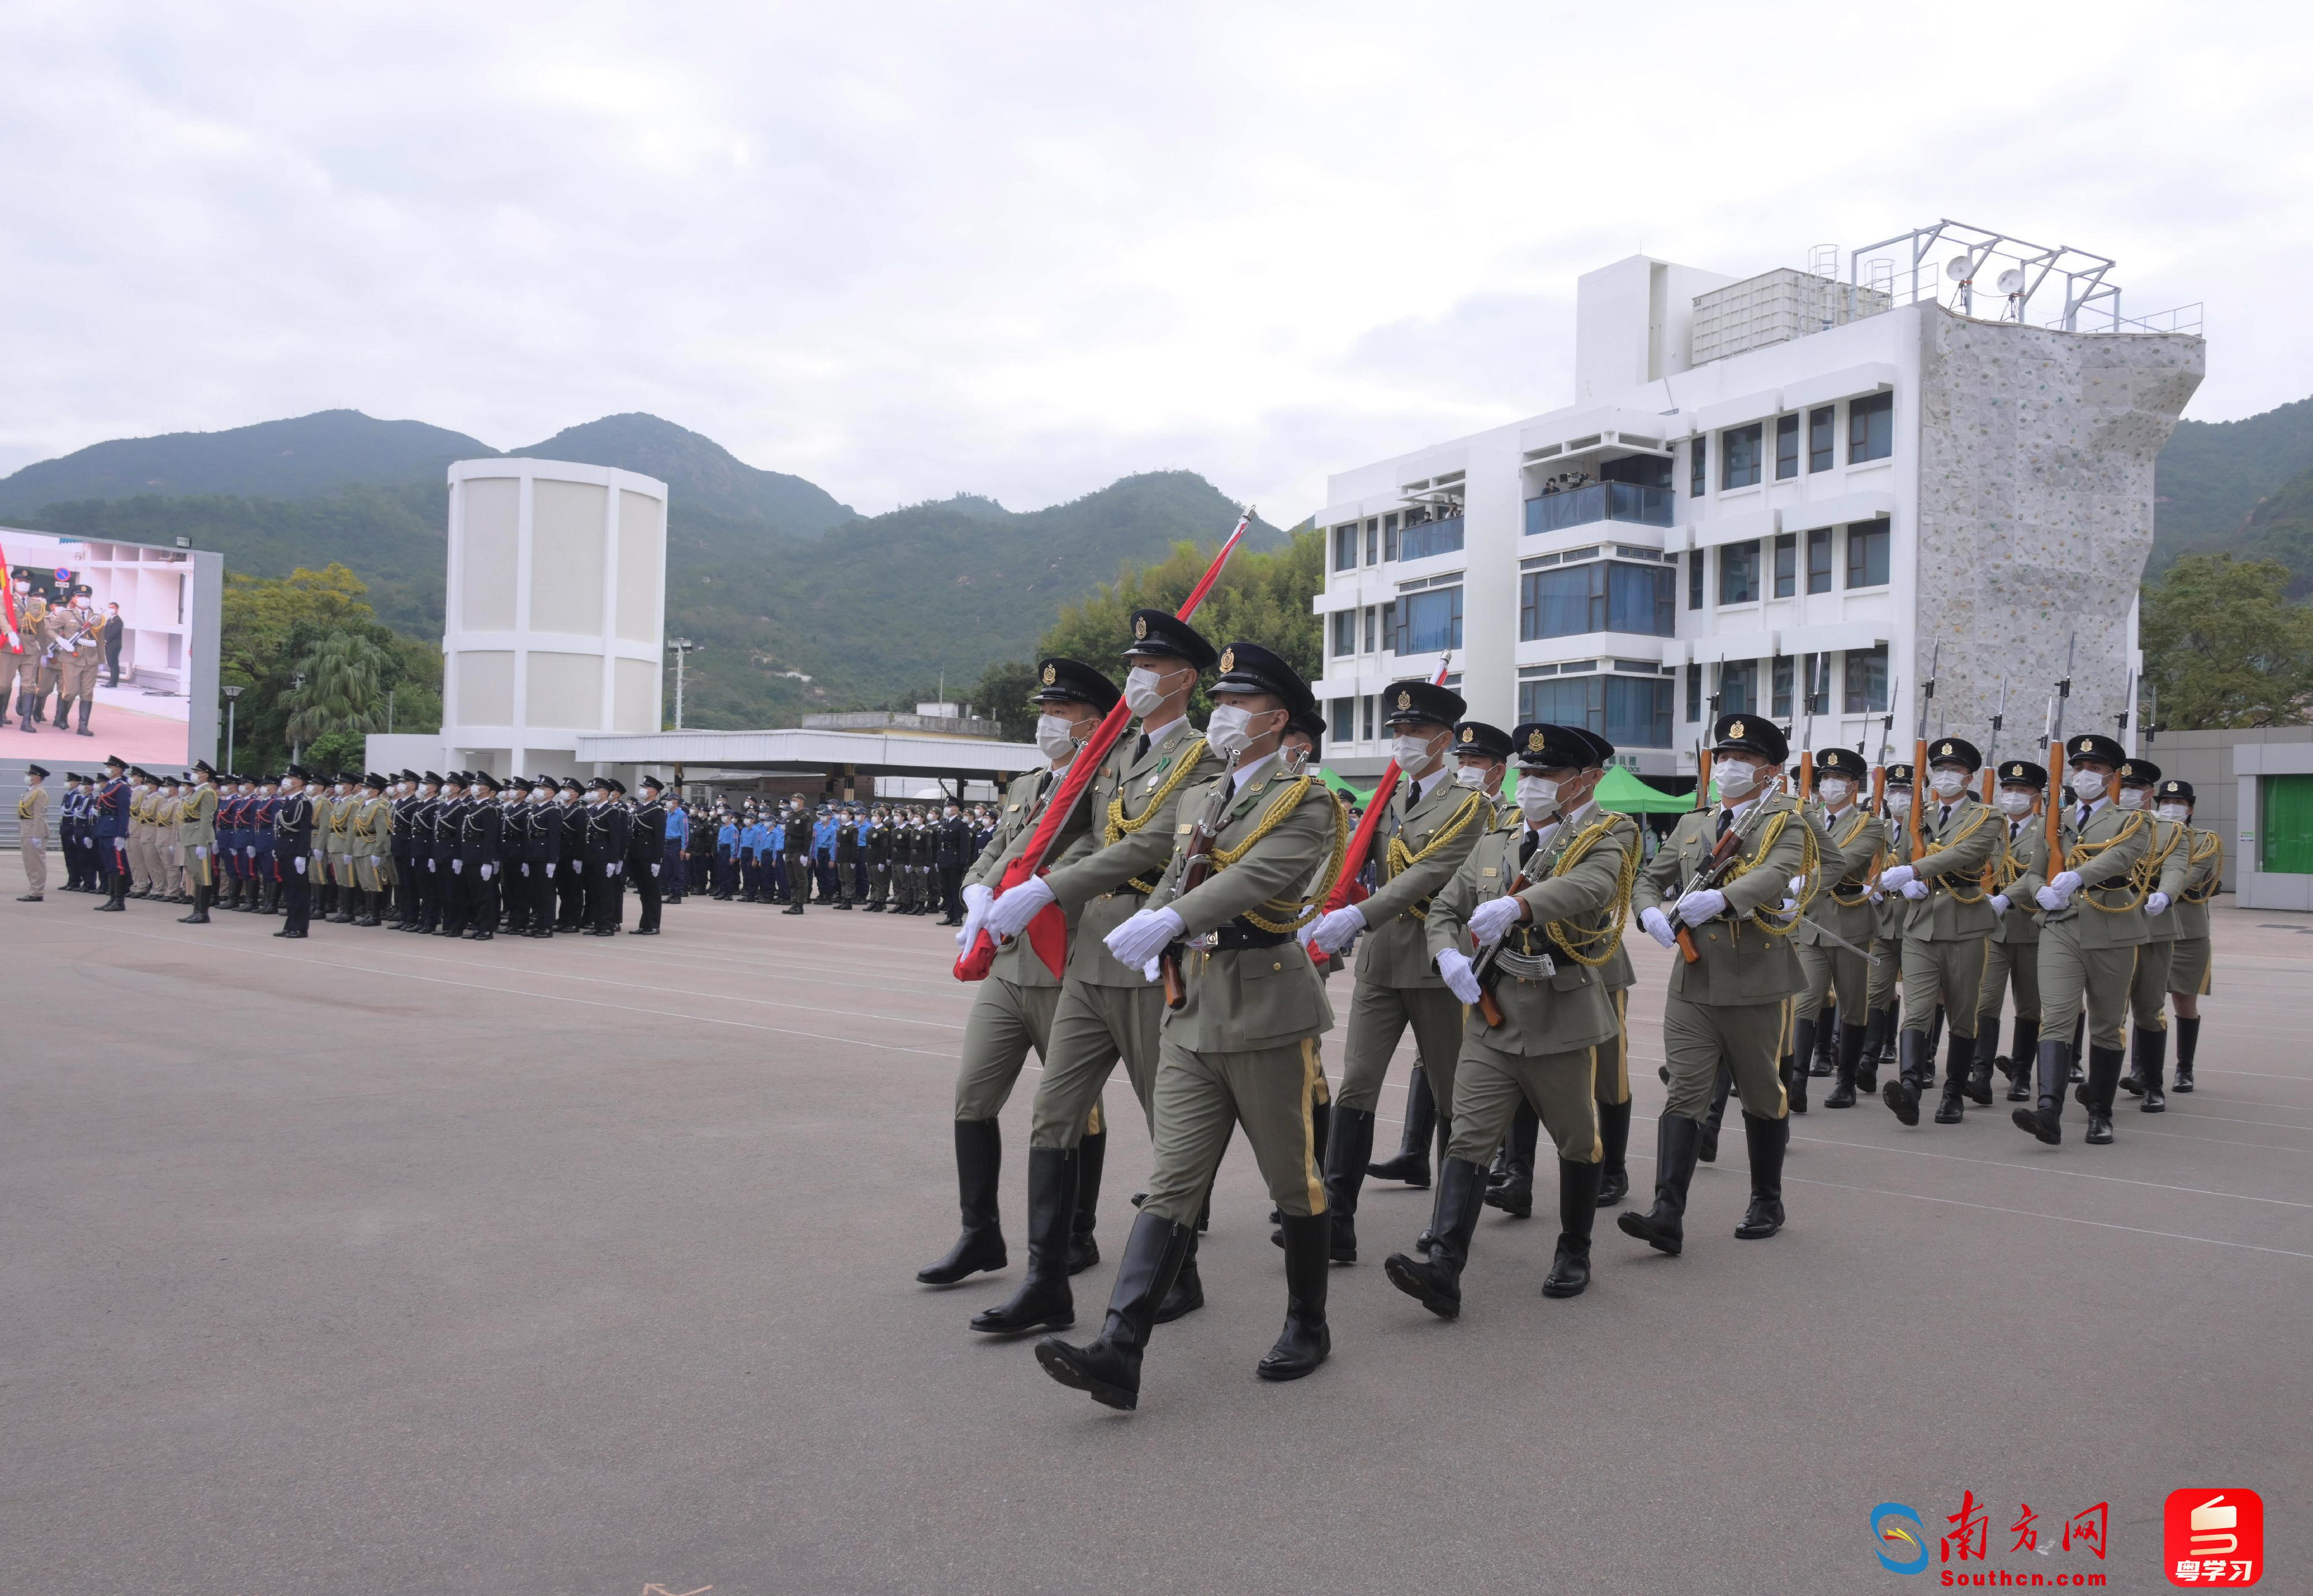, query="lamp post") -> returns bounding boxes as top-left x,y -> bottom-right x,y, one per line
288,673 -> 305,765
668,638 -> 703,730
223,685 -> 242,773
